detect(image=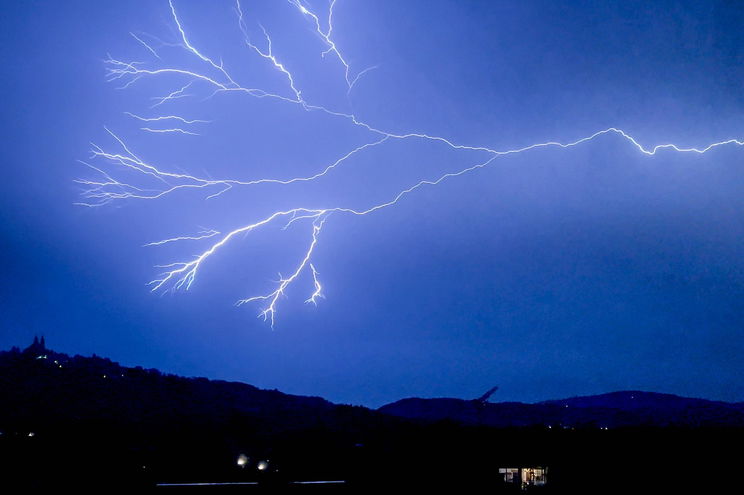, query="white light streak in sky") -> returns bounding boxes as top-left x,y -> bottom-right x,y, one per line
79,0 -> 744,327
